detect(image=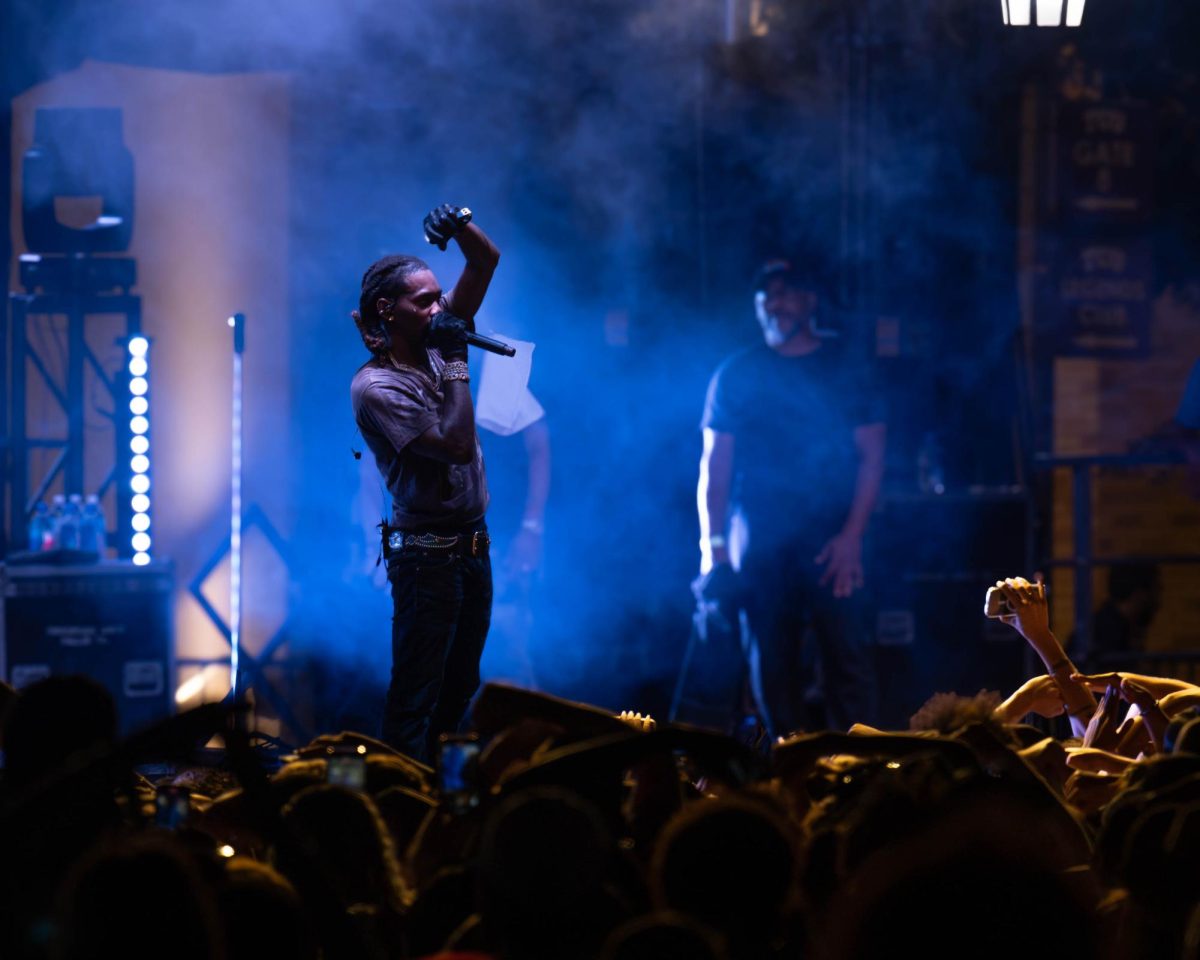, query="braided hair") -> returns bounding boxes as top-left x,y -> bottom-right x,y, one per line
352,254 -> 431,358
